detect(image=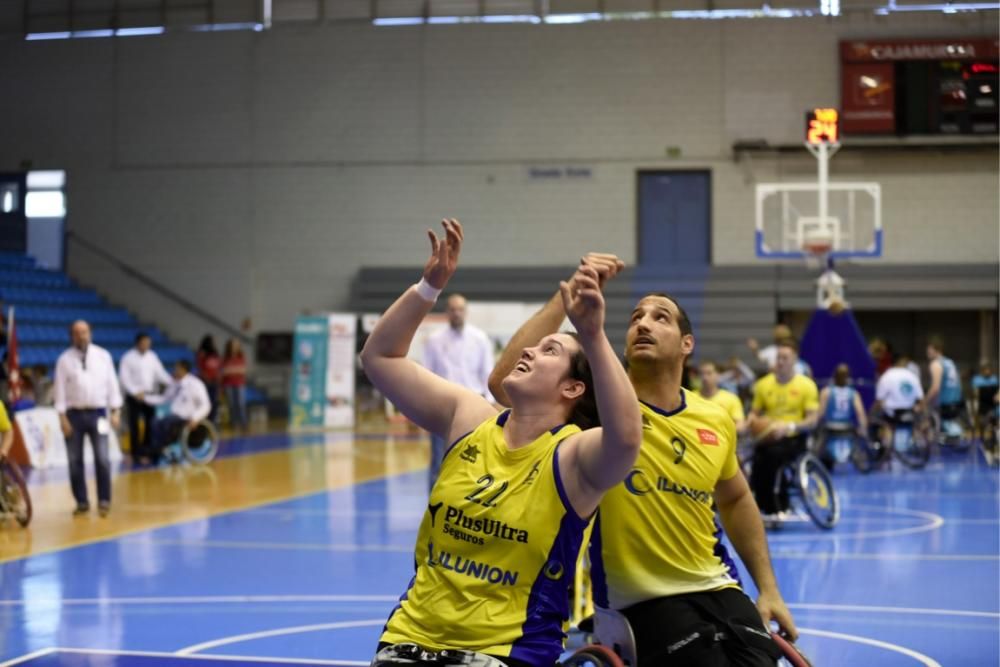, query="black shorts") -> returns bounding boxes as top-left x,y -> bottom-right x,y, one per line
622,588 -> 781,667
939,402 -> 963,420
883,408 -> 916,426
